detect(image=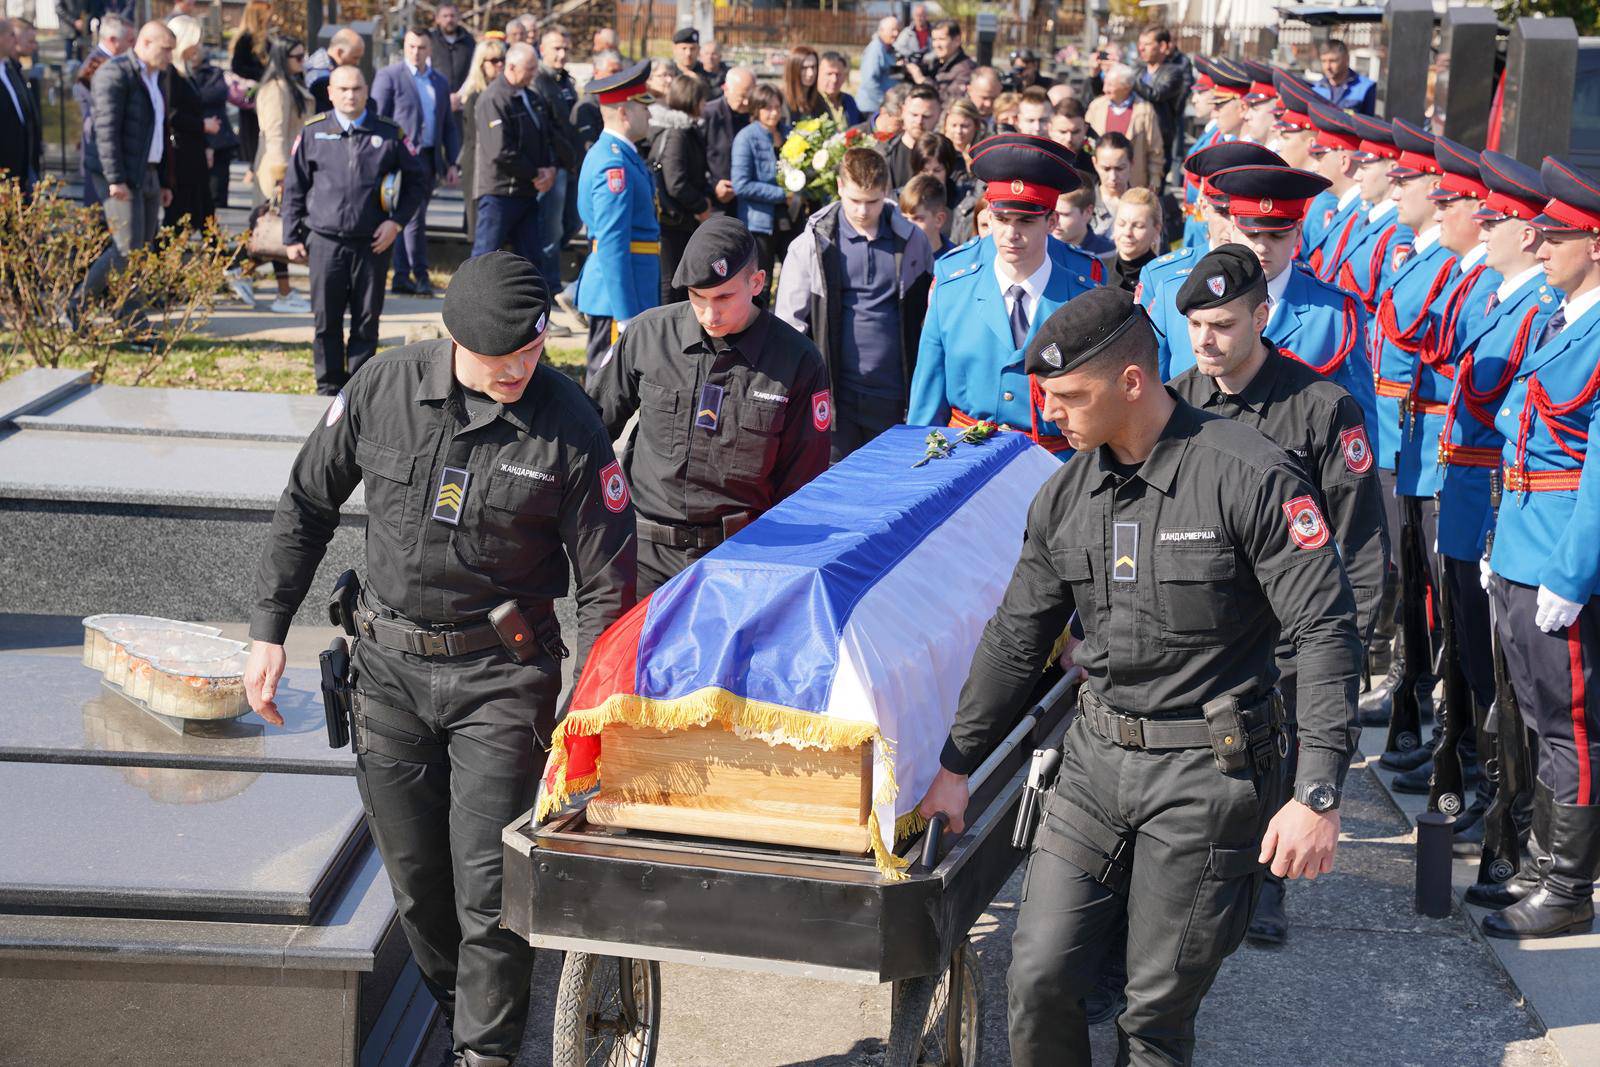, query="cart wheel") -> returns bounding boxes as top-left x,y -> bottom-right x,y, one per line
551,952 -> 661,1067
884,938 -> 982,1067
